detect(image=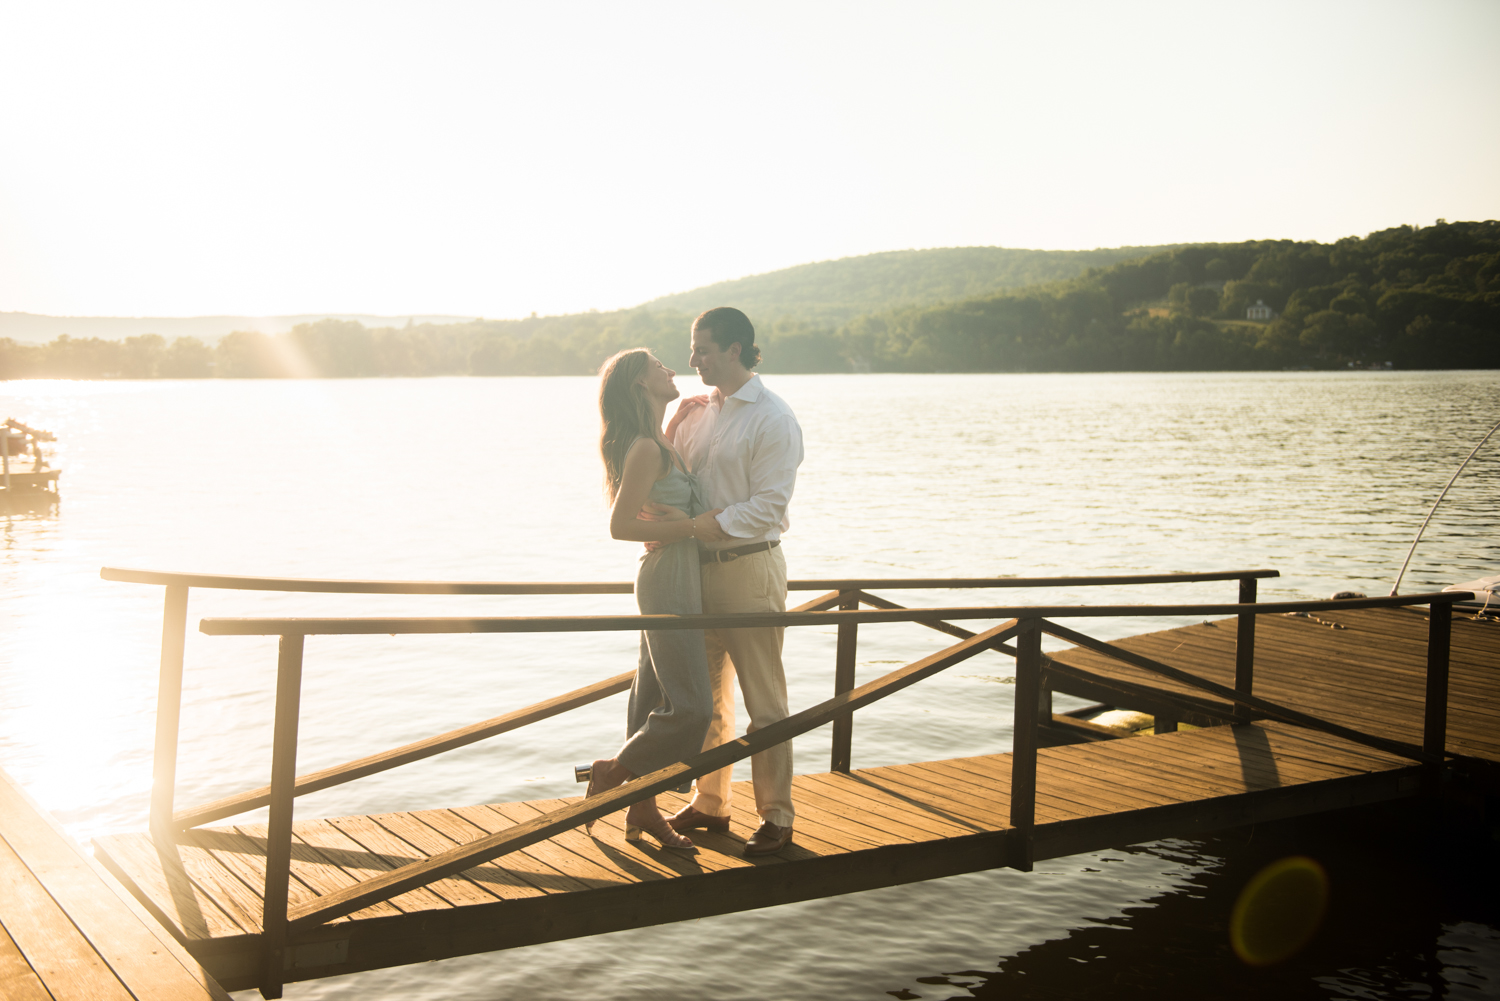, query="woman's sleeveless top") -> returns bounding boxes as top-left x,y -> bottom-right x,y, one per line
634,439 -> 704,616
